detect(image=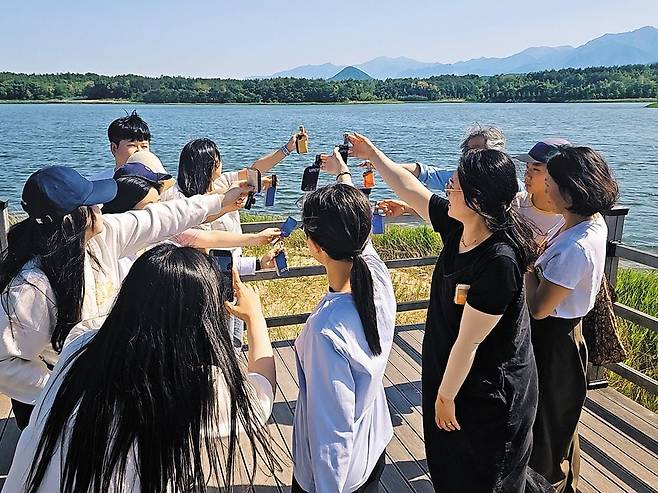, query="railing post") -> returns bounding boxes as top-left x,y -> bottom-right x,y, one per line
0,201 -> 8,254
603,206 -> 630,289
588,206 -> 630,389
